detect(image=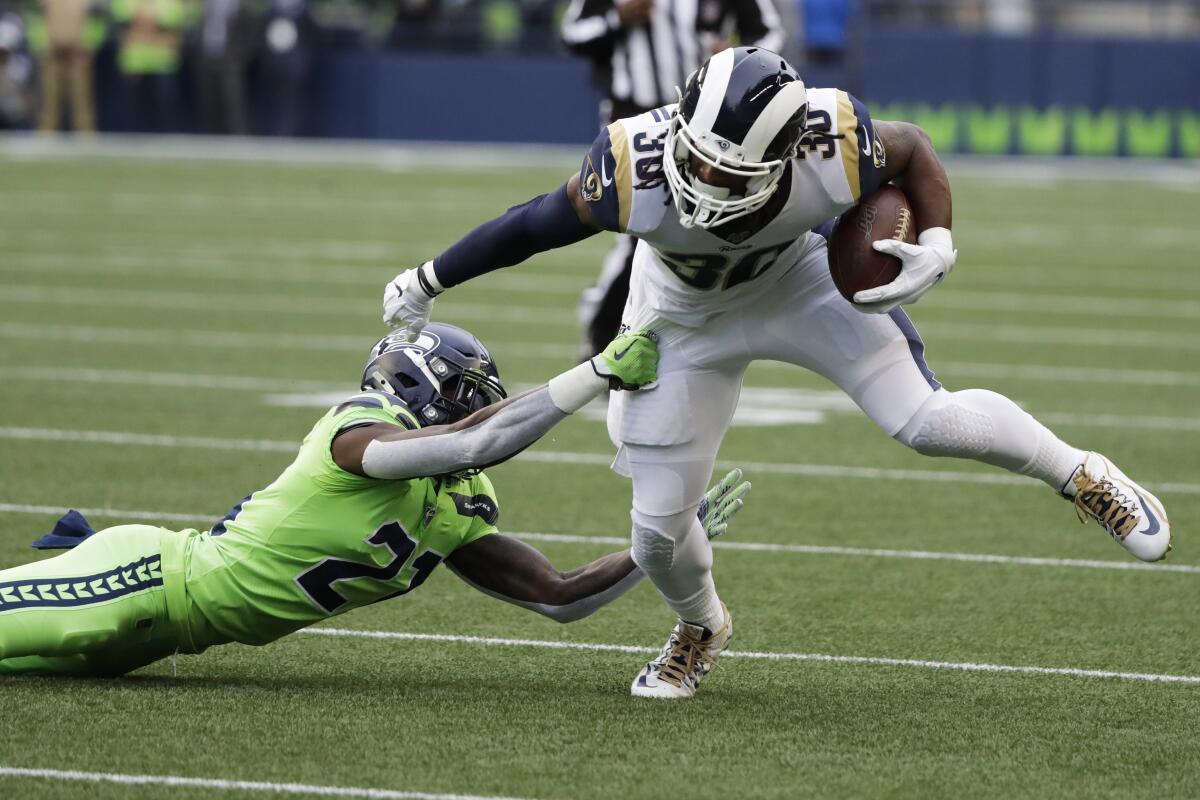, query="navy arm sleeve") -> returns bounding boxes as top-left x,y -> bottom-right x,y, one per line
577,126 -> 625,233
431,184 -> 599,289
846,93 -> 888,200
